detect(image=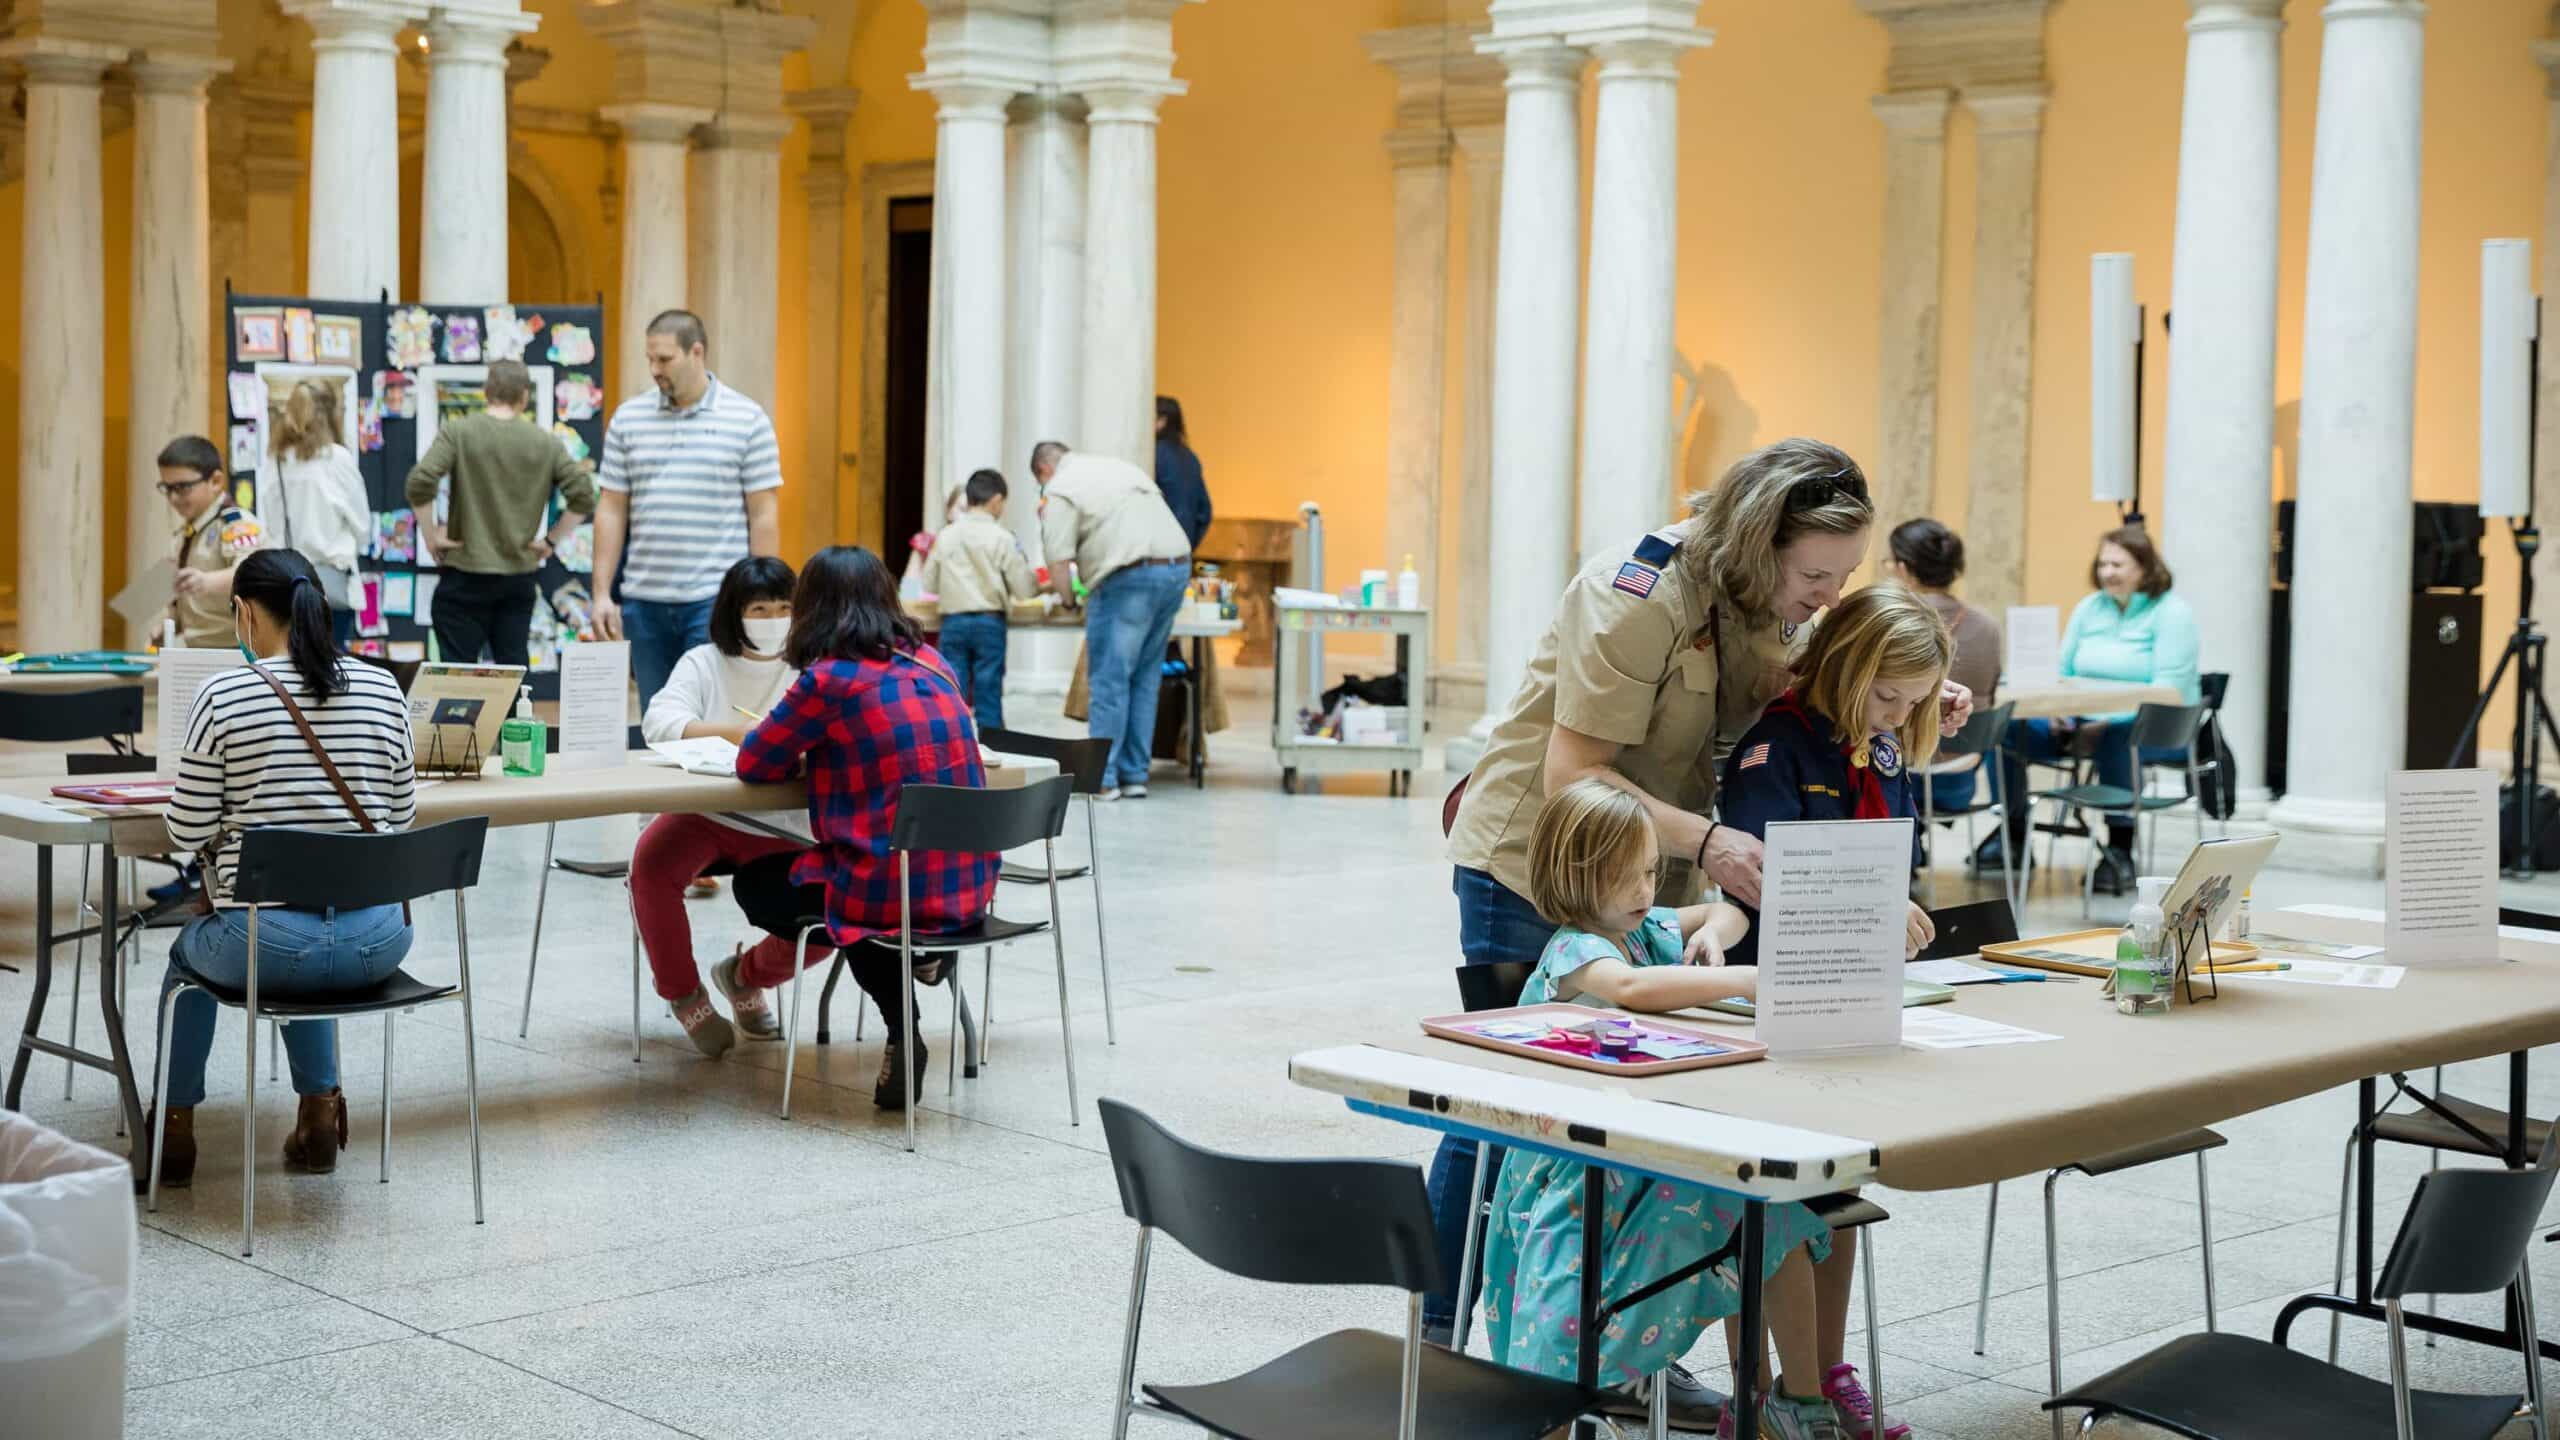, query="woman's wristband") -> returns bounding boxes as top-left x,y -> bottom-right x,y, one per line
1696,821 -> 1718,872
